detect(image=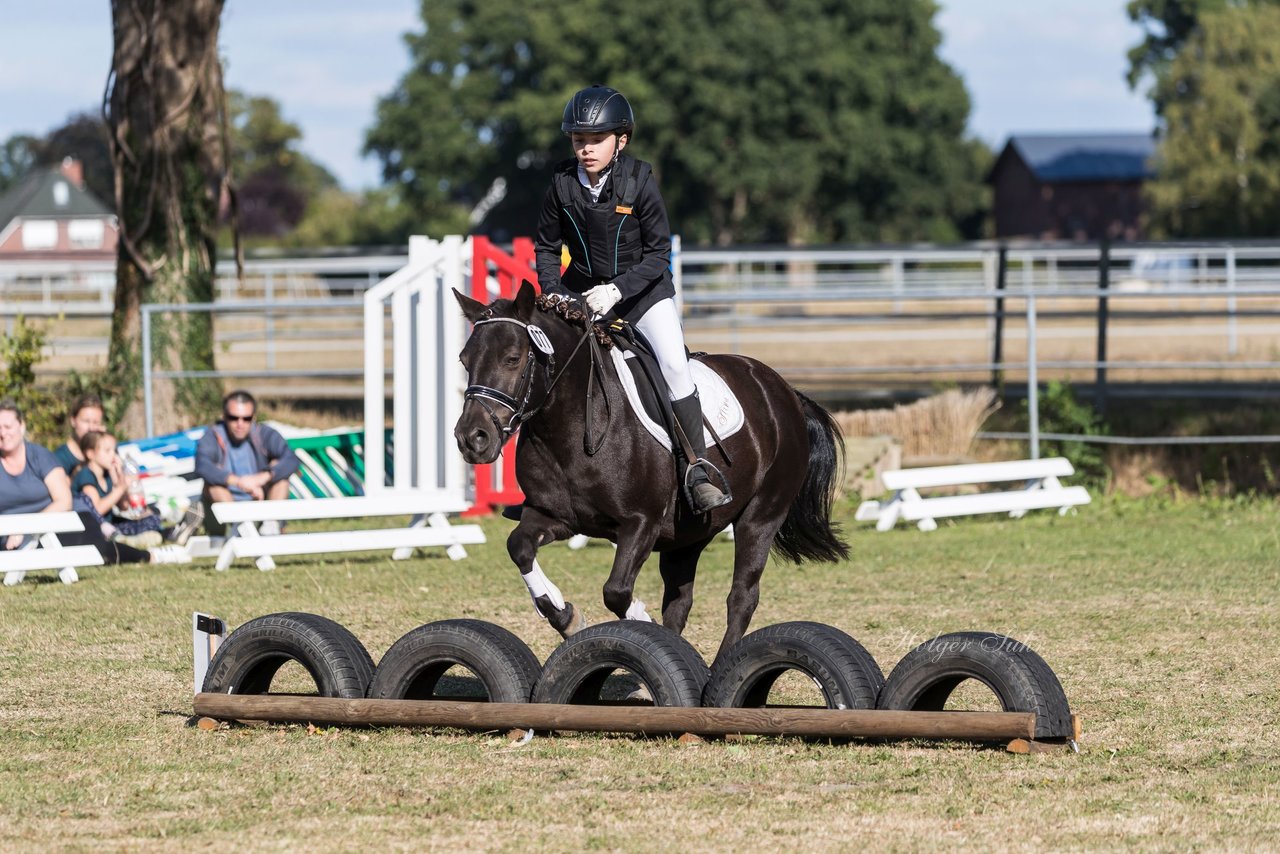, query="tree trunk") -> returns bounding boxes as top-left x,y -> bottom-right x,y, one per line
104,0 -> 229,437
